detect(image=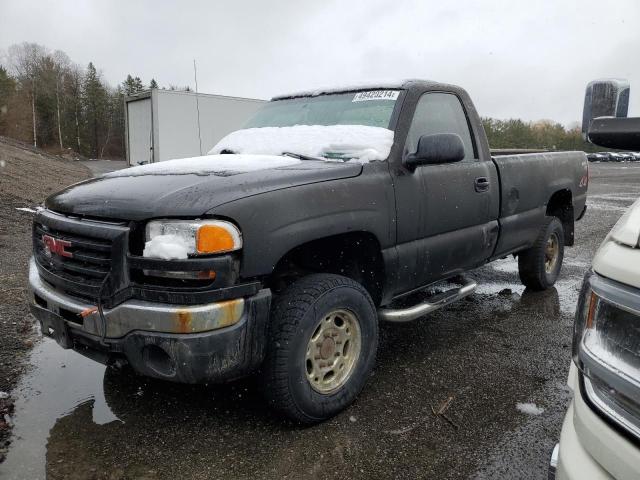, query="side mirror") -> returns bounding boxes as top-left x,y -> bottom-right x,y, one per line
582,79 -> 630,140
405,133 -> 465,168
